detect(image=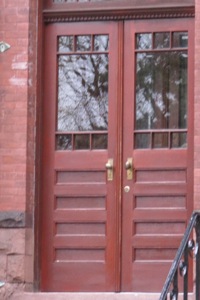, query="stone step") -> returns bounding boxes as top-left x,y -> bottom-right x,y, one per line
12,292 -> 194,300
12,293 -> 159,300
